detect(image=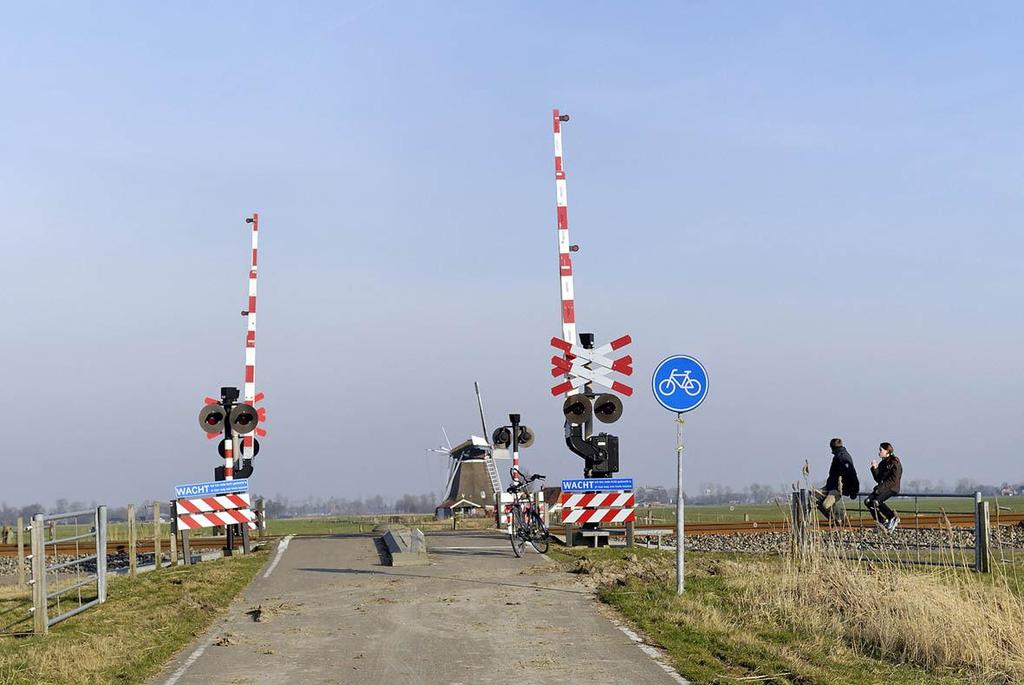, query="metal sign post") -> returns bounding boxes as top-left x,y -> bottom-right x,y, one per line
675,414 -> 684,594
652,355 -> 709,595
